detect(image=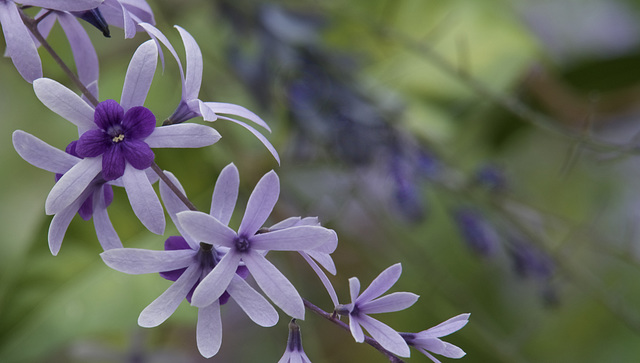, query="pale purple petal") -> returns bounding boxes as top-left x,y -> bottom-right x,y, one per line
300,252 -> 338,307
92,186 -> 123,251
349,277 -> 360,305
243,251 -> 305,319
227,275 -> 278,327
203,102 -> 271,131
100,248 -> 195,274
305,250 -> 336,274
356,263 -> 402,305
190,250 -> 242,308
177,211 -> 236,247
196,300 -> 222,358
210,163 -> 239,225
250,226 -> 334,251
12,130 -> 79,174
45,157 -> 102,215
139,22 -> 184,81
33,9 -> 56,45
48,189 -> 90,255
269,217 -> 303,230
144,124 -> 221,148
416,314 -> 470,339
358,314 -> 410,357
123,163 -> 165,234
21,0 -> 104,11
158,171 -> 199,250
349,315 -> 365,343
175,26 -> 202,100
360,292 -> 419,315
238,170 -> 279,236
213,113 -> 280,165
418,349 -> 444,363
57,12 -> 99,100
138,264 -> 200,327
120,40 -> 158,110
0,1 -> 41,82
33,78 -> 95,129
